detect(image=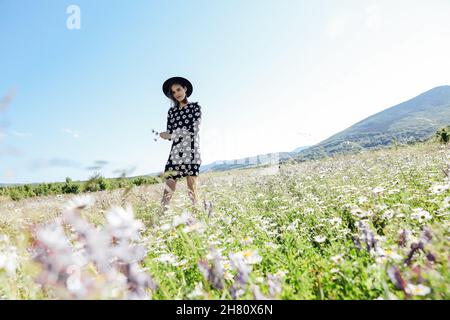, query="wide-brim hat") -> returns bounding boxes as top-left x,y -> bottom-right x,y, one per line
162,76 -> 193,99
